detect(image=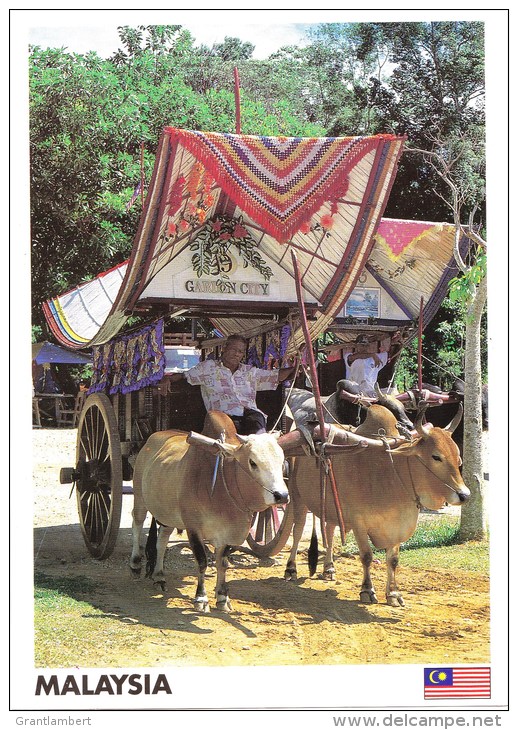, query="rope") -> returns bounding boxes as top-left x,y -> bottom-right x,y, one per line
270,356 -> 302,433
421,354 -> 465,386
382,439 -> 423,511
412,452 -> 465,499
216,457 -> 253,516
